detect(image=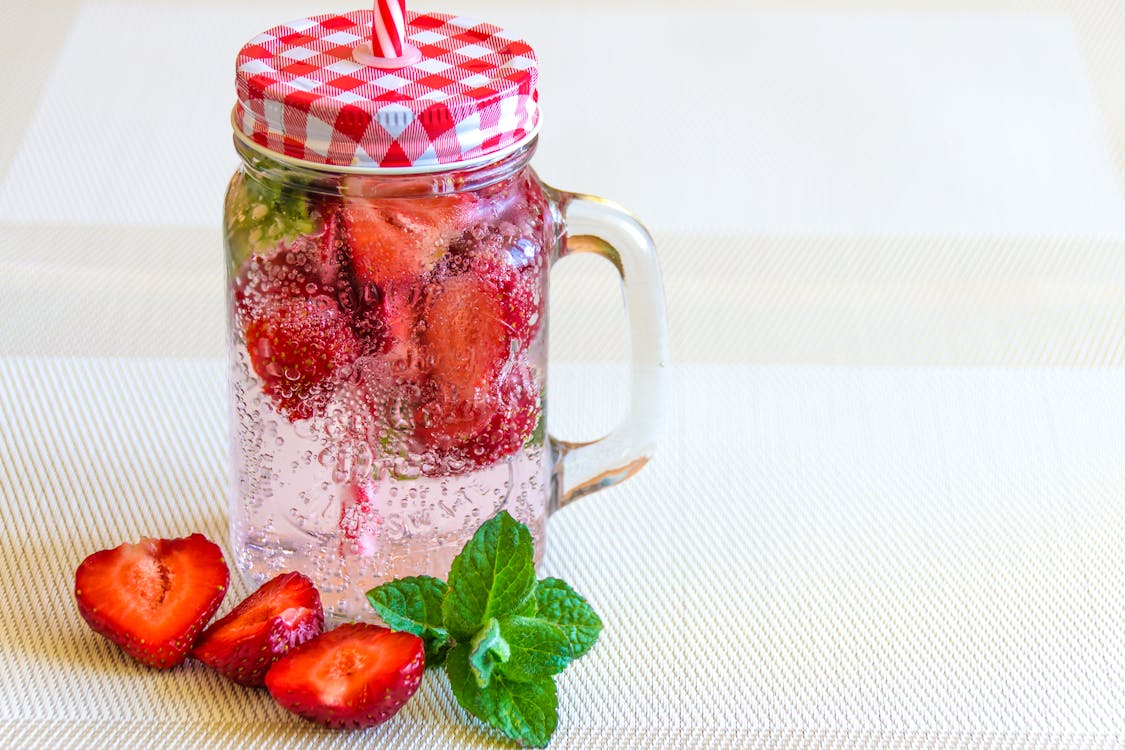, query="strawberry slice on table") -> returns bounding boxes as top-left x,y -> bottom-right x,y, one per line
192,571 -> 324,687
74,534 -> 229,669
265,623 -> 425,729
341,195 -> 473,286
244,294 -> 362,421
